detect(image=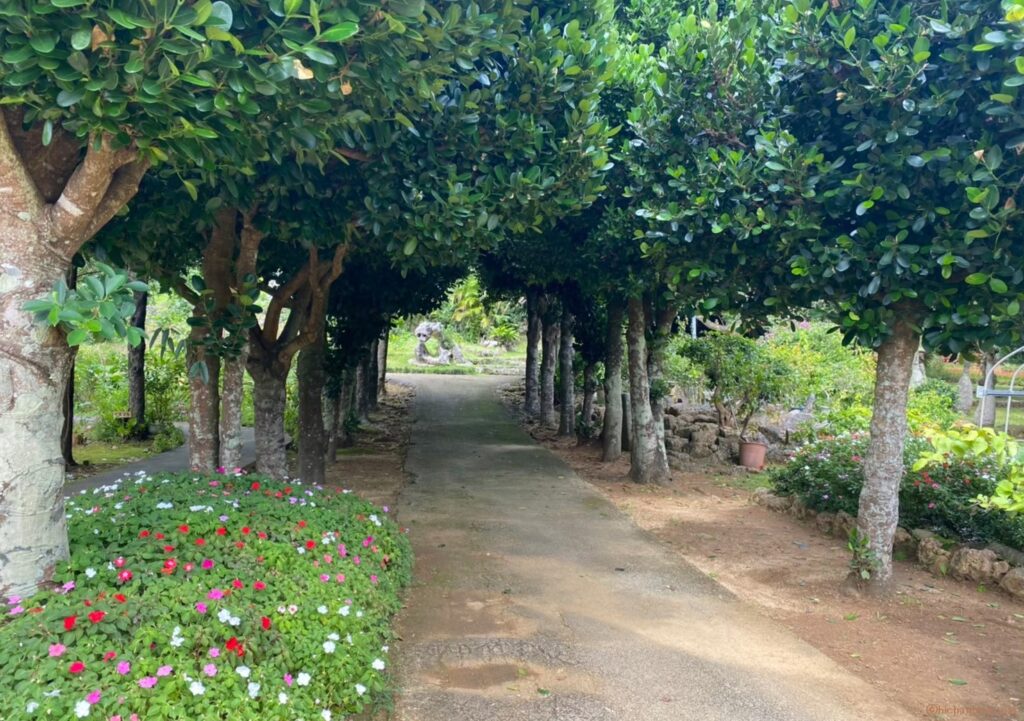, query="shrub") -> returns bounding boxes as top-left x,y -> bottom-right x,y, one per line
770,434 -> 1024,550
0,472 -> 411,720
